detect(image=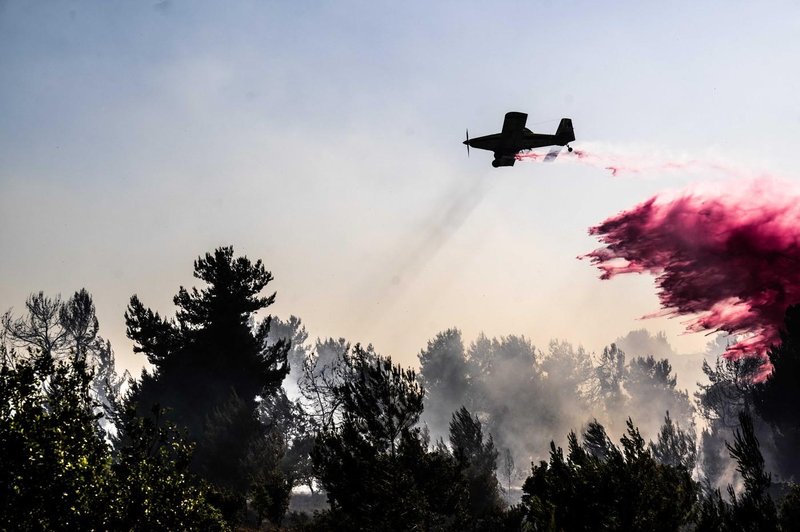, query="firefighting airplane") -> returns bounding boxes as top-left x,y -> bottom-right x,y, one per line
463,112 -> 575,167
